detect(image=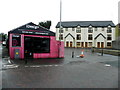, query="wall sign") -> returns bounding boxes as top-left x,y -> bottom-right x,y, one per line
22,31 -> 49,35
26,25 -> 39,29
12,35 -> 21,47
